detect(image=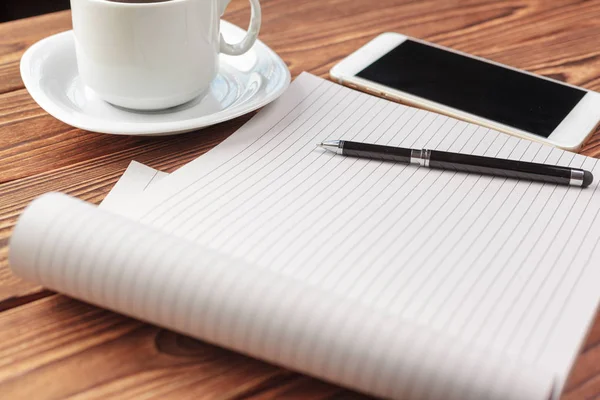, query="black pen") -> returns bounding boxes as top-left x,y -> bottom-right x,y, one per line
318,140 -> 593,188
